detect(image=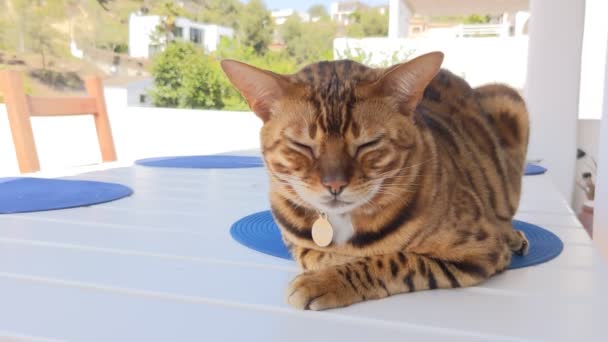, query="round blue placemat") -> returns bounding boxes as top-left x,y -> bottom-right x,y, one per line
525,163 -> 547,175
0,177 -> 133,214
136,155 -> 264,169
230,210 -> 563,269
